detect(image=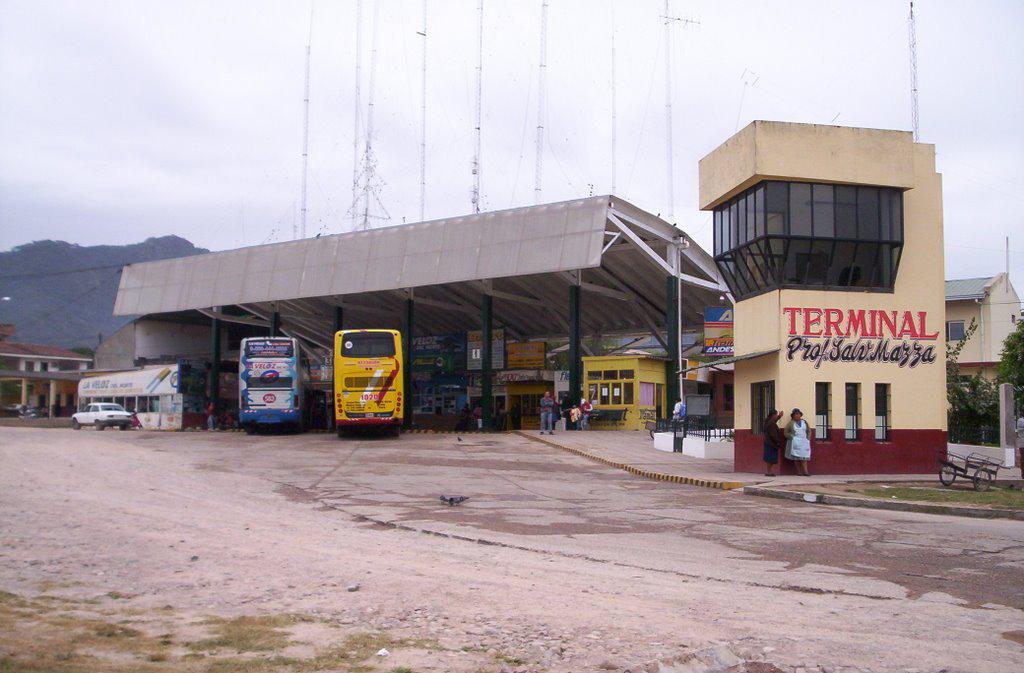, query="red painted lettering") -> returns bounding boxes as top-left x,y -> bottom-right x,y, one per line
917,311 -> 939,339
878,311 -> 898,339
783,307 -> 801,335
898,311 -> 919,338
804,308 -> 822,336
824,308 -> 844,336
847,310 -> 869,337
